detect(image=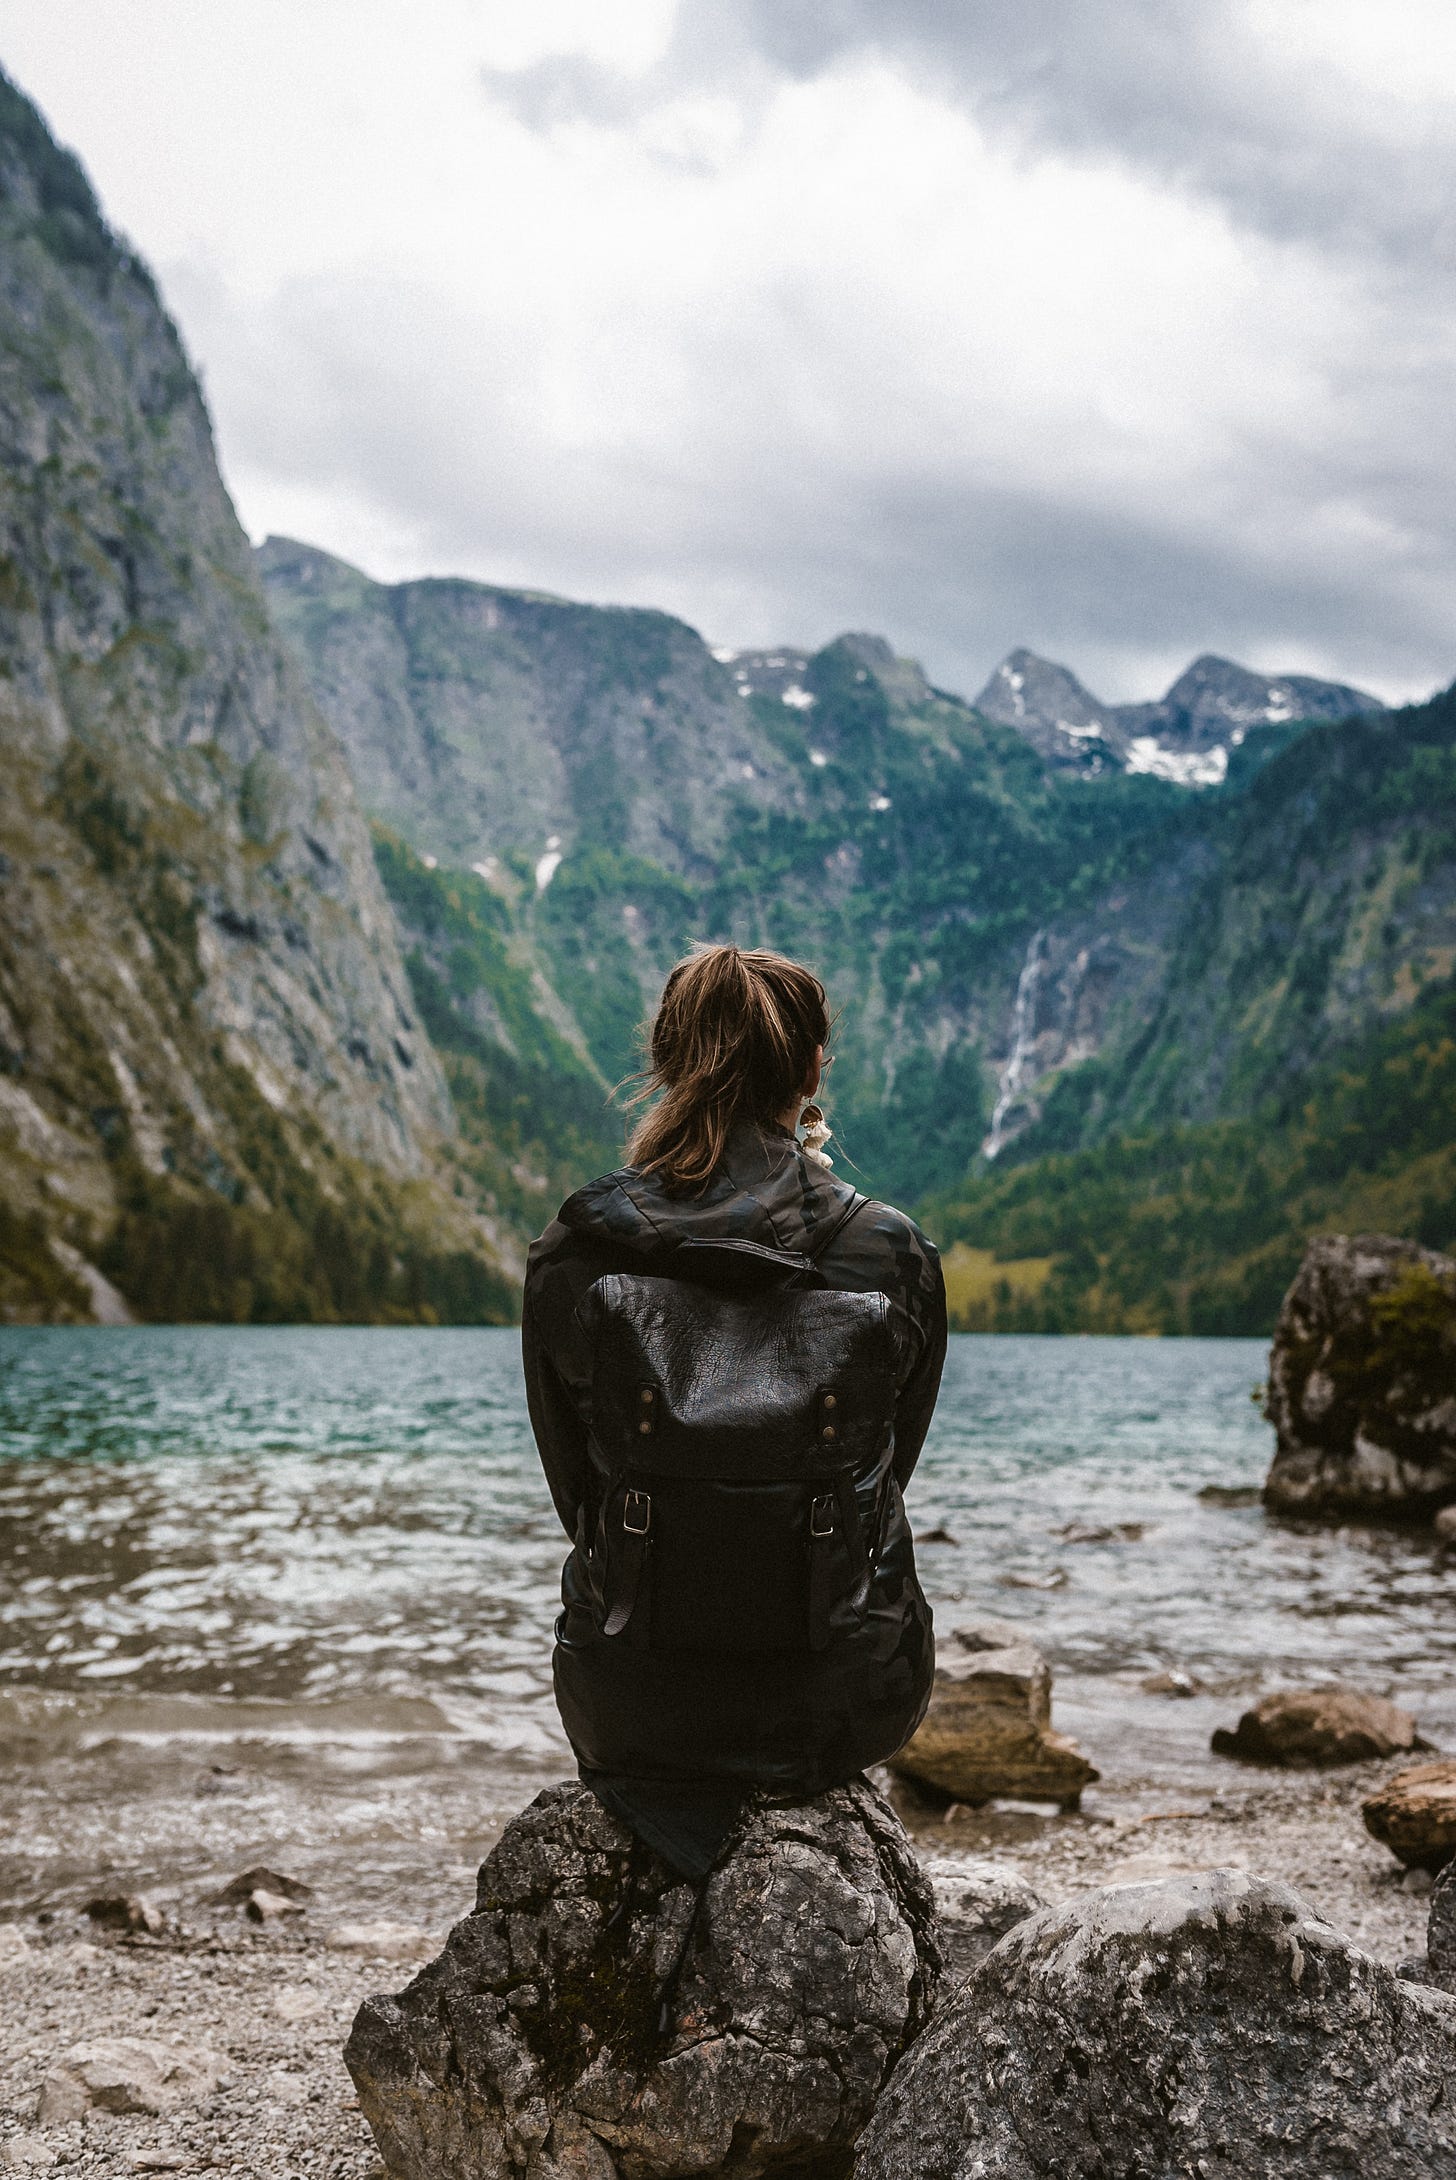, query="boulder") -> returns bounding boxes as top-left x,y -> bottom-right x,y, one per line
328,1922 -> 436,1960
1426,1857 -> 1456,1987
1263,1234 -> 1456,1519
889,1621 -> 1098,1807
1211,1686 -> 1424,1767
855,1868 -> 1456,2180
246,1887 -> 304,1923
0,2139 -> 55,2172
0,1924 -> 31,1969
919,1858 -> 1044,1983
1363,1759 -> 1456,1871
84,1891 -> 165,1936
36,2037 -> 221,2123
209,1865 -> 313,1908
346,1778 -> 940,2180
